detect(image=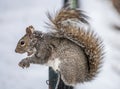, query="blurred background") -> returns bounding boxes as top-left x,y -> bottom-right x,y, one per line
0,0 -> 120,89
